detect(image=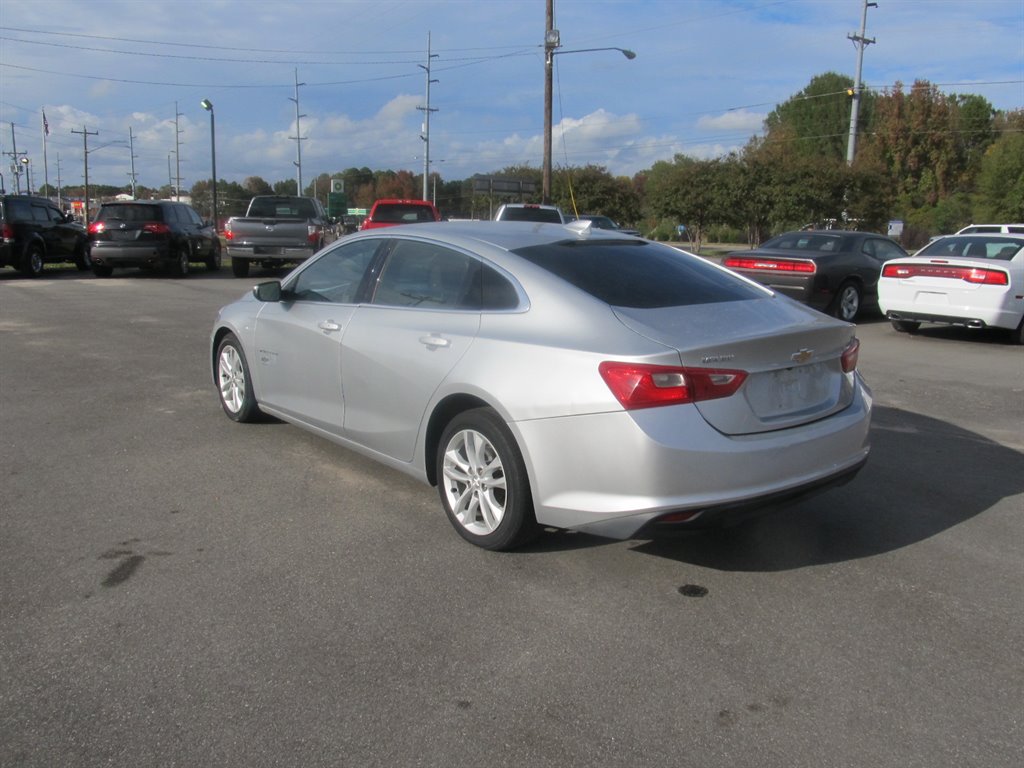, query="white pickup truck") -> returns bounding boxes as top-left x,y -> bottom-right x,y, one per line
224,195 -> 335,277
